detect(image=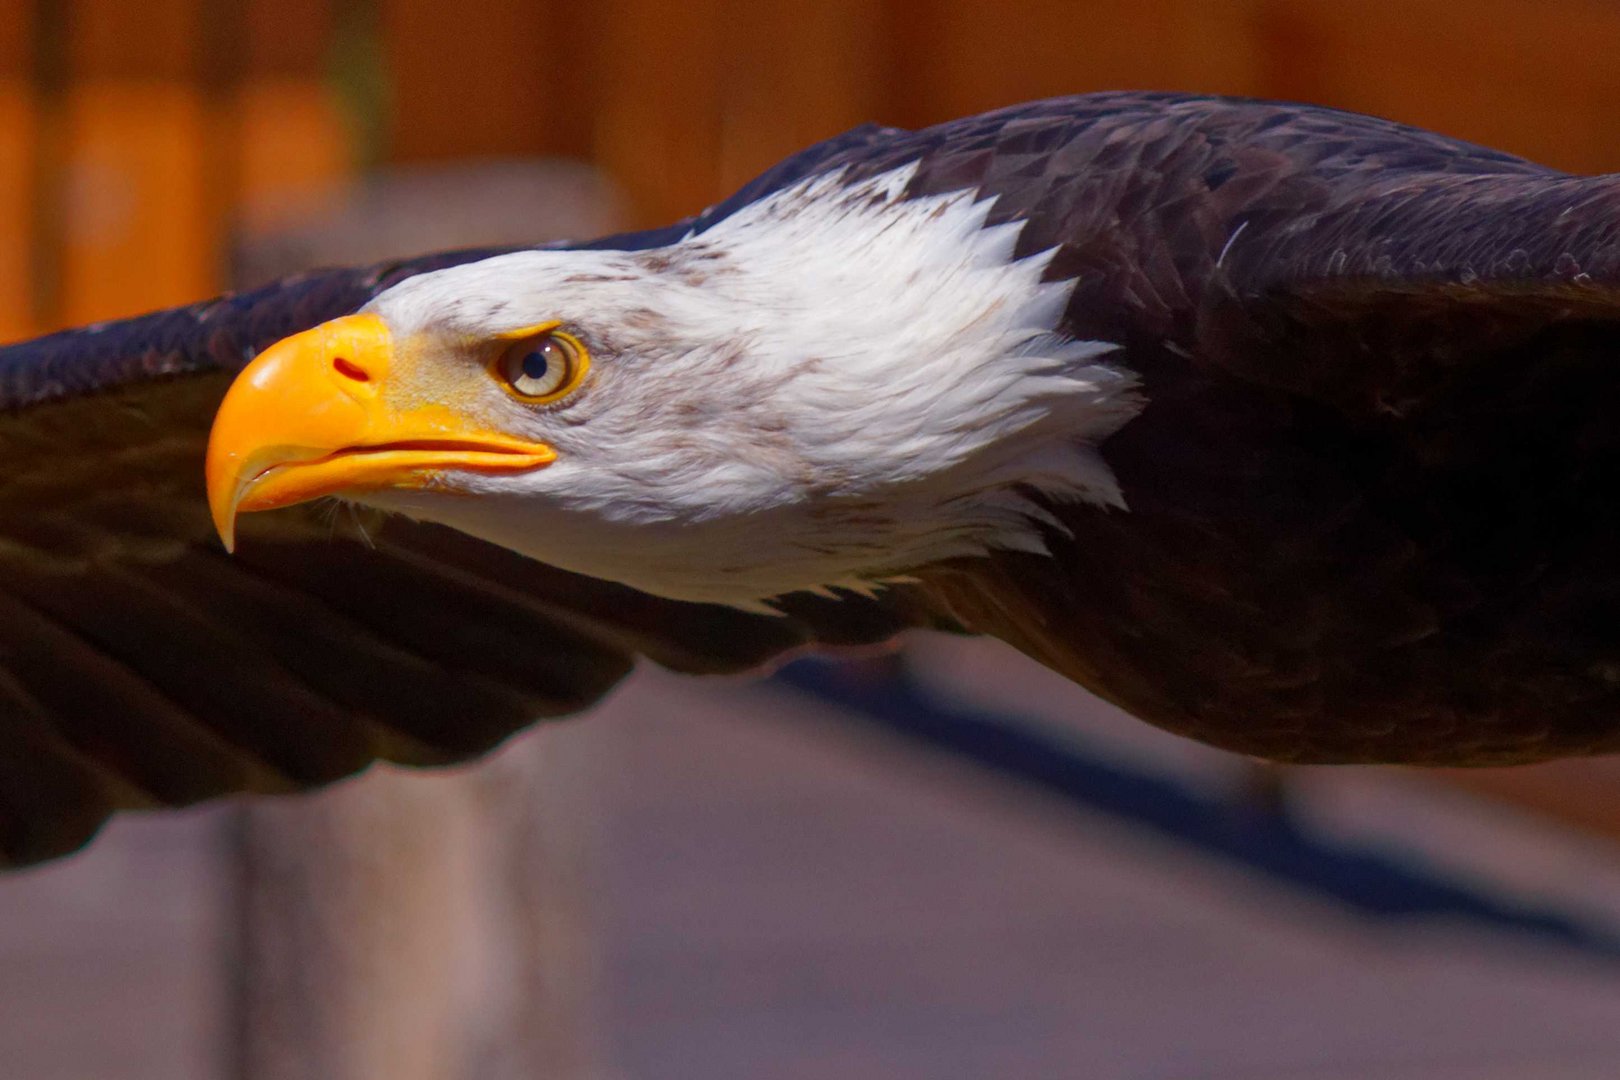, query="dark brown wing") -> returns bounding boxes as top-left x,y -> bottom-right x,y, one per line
0,260 -> 934,868
894,95 -> 1620,766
